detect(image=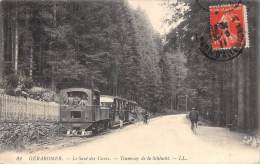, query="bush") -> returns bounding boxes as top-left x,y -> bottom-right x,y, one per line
22,78 -> 34,90
3,74 -> 19,96
6,74 -> 19,89
28,87 -> 56,102
3,74 -> 34,96
5,88 -> 16,96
